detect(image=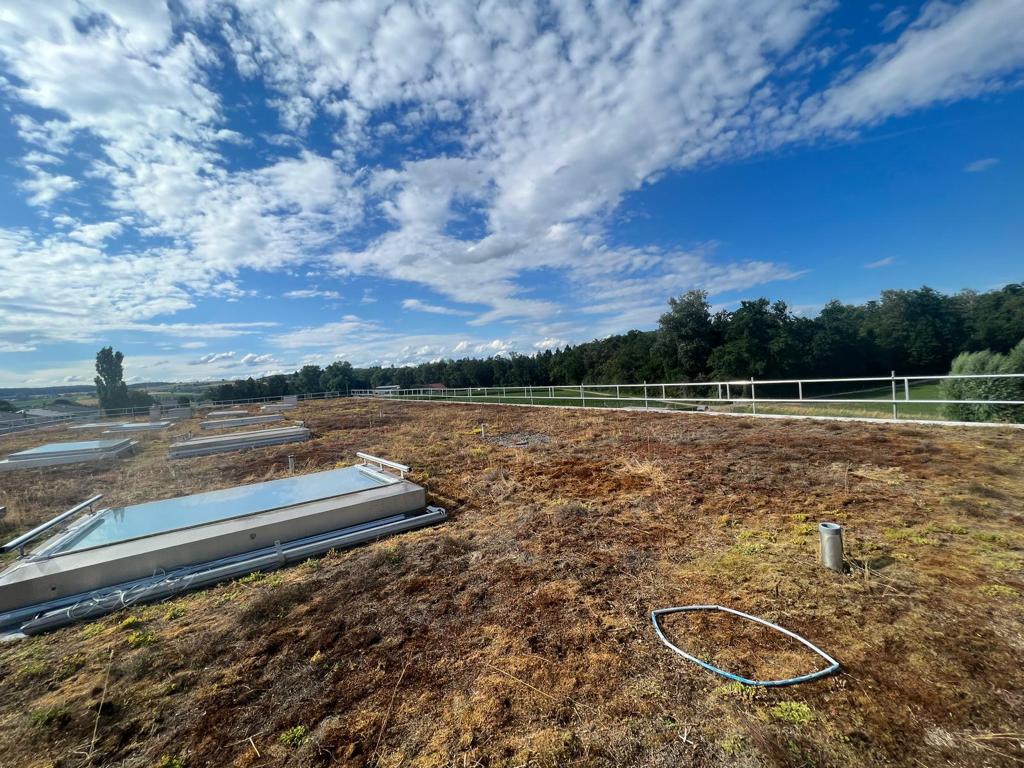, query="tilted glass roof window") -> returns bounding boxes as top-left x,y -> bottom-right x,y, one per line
45,465 -> 398,555
9,440 -> 131,459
